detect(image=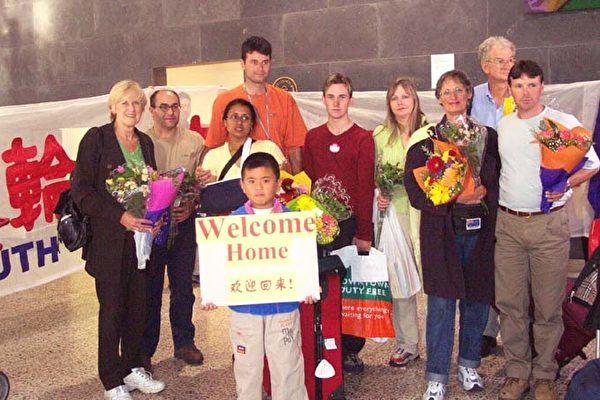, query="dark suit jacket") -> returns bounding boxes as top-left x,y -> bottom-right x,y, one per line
70,122 -> 157,282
